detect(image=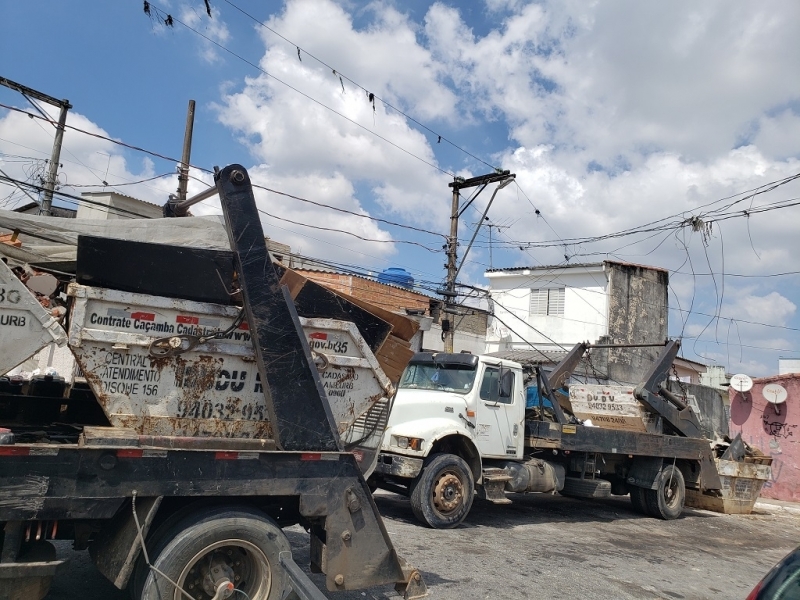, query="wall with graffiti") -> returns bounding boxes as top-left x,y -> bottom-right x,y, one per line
730,374 -> 799,502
